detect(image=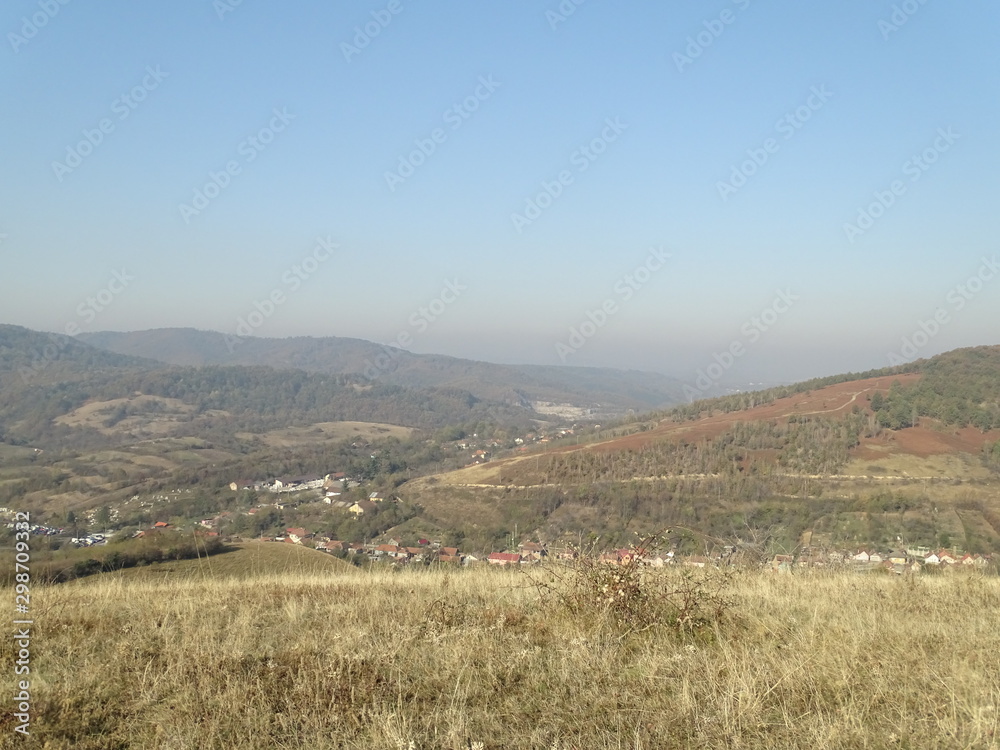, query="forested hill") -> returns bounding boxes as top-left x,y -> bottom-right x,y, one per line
0,323 -> 158,385
78,328 -> 686,412
0,326 -> 538,448
866,346 -> 1000,431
